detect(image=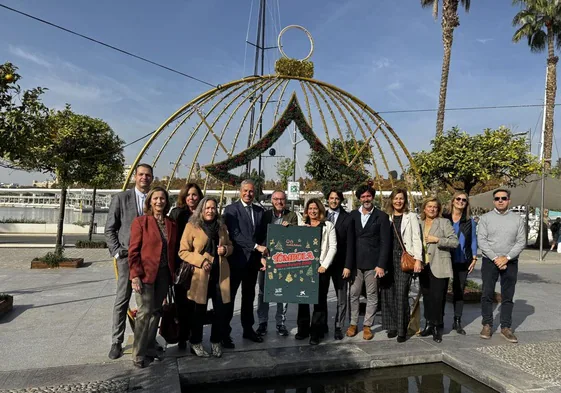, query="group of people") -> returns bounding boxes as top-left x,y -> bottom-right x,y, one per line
105,163 -> 526,368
